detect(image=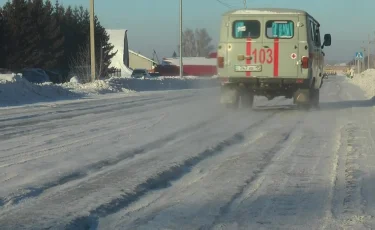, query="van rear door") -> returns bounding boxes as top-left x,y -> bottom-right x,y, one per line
262,16 -> 300,78
227,16 -> 266,78
227,15 -> 300,78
